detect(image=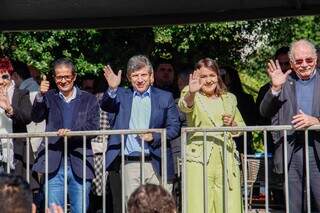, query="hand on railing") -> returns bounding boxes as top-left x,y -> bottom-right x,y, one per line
57,128 -> 70,136
292,109 -> 320,129
139,133 -> 153,142
46,204 -> 63,213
